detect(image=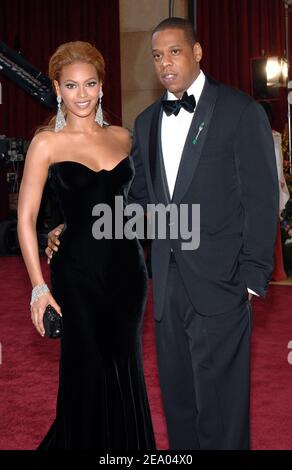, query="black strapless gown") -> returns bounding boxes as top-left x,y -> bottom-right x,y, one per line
38,156 -> 155,450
